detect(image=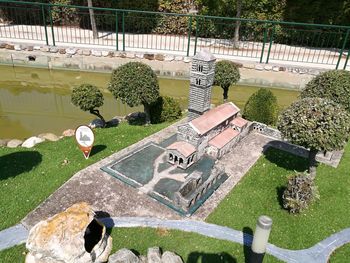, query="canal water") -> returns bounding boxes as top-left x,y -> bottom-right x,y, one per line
0,65 -> 299,139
